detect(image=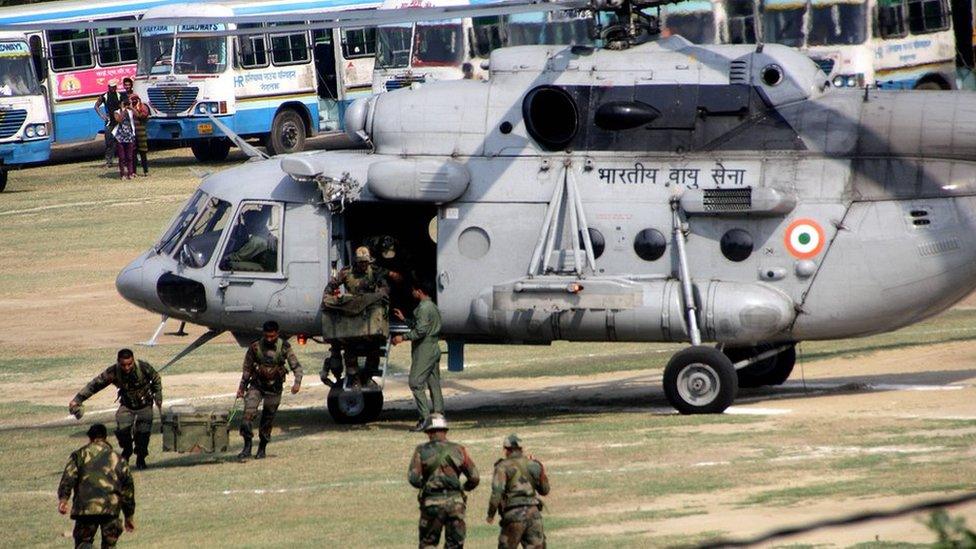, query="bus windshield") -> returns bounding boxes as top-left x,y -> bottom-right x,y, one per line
412,22 -> 464,66
808,1 -> 867,45
0,52 -> 39,96
138,34 -> 174,76
175,36 -> 227,74
376,25 -> 412,68
762,6 -> 805,47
